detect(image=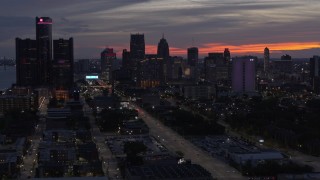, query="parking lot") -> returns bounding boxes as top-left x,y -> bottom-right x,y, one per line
105,135 -> 168,156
